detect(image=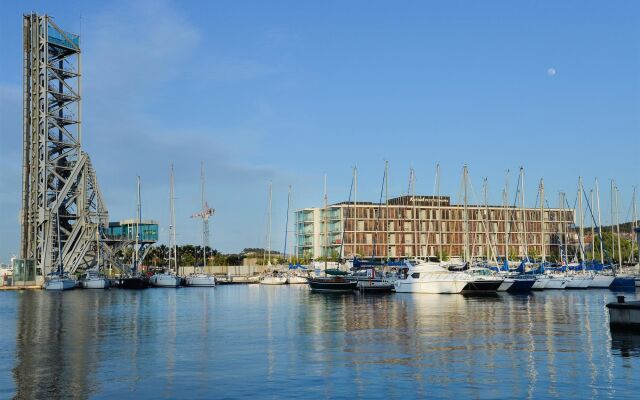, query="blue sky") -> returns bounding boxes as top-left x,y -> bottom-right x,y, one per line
1,0 -> 638,261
